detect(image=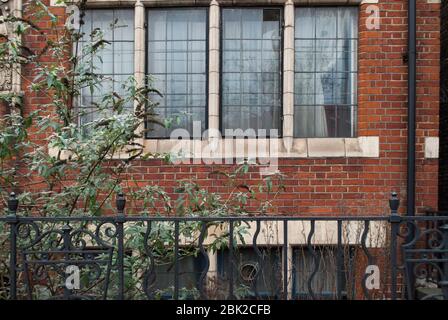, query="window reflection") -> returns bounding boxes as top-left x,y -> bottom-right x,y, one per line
147,9 -> 208,138
79,9 -> 135,126
222,8 -> 282,136
294,7 -> 358,138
